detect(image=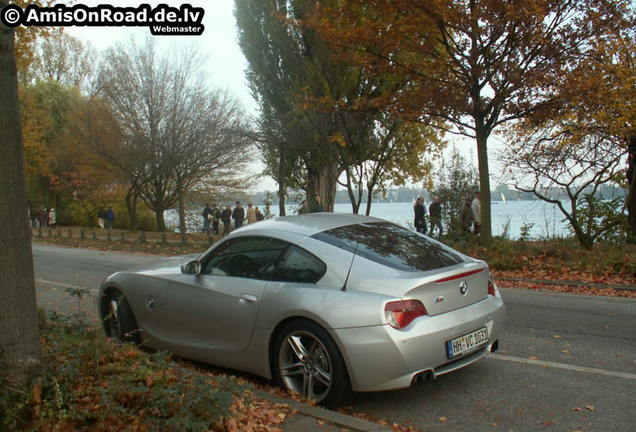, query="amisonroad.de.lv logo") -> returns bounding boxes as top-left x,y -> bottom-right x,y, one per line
0,3 -> 205,36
